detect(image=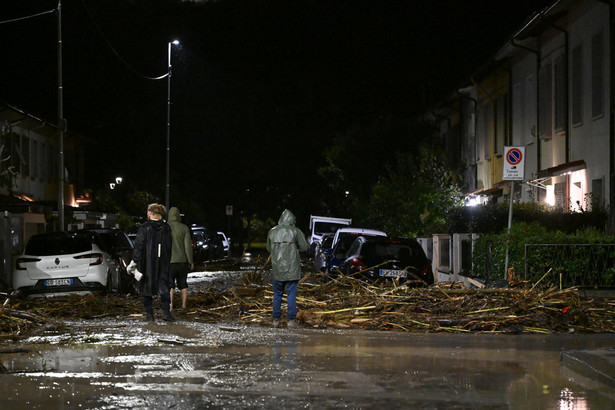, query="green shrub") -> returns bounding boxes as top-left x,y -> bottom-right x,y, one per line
472,222 -> 615,287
